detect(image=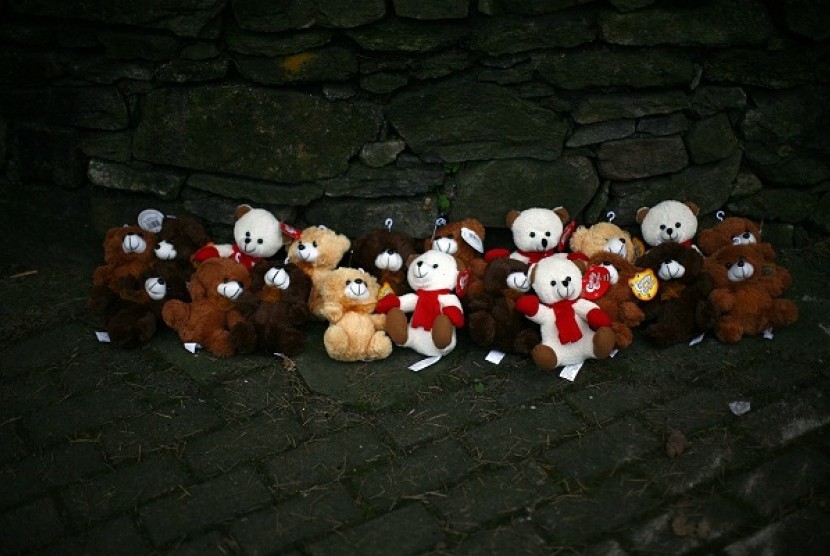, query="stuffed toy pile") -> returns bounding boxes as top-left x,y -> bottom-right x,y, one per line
89,200 -> 800,380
